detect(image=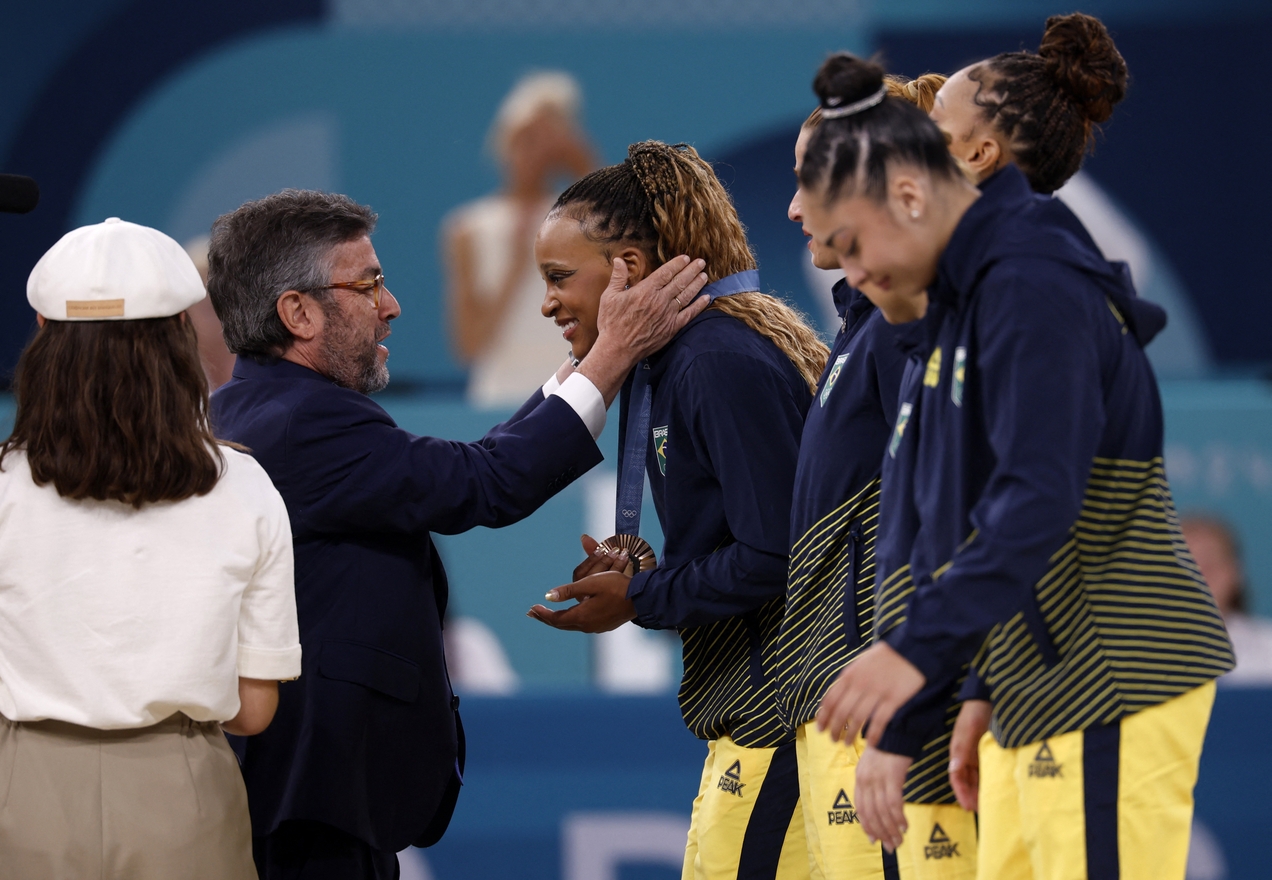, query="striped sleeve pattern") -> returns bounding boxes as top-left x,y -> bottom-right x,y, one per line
982,457 -> 1234,748
774,479 -> 881,729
